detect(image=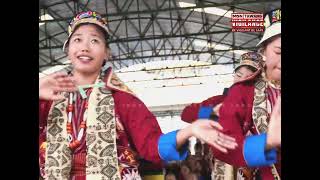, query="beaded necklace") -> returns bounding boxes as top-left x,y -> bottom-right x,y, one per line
261,71 -> 281,90
66,88 -> 93,150
268,80 -> 281,90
